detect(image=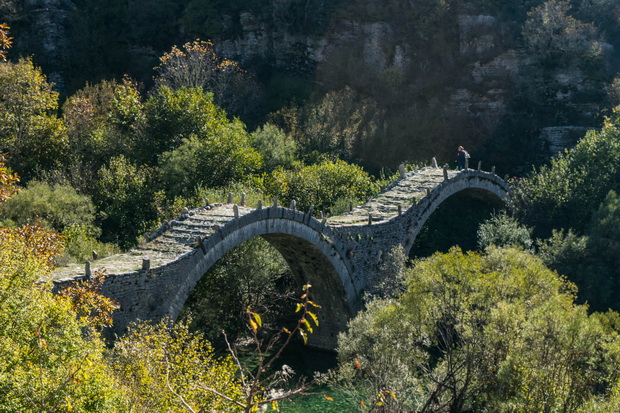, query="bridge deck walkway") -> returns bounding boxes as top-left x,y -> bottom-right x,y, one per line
51,166 -> 462,280
51,204 -> 254,280
327,167 -> 457,226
